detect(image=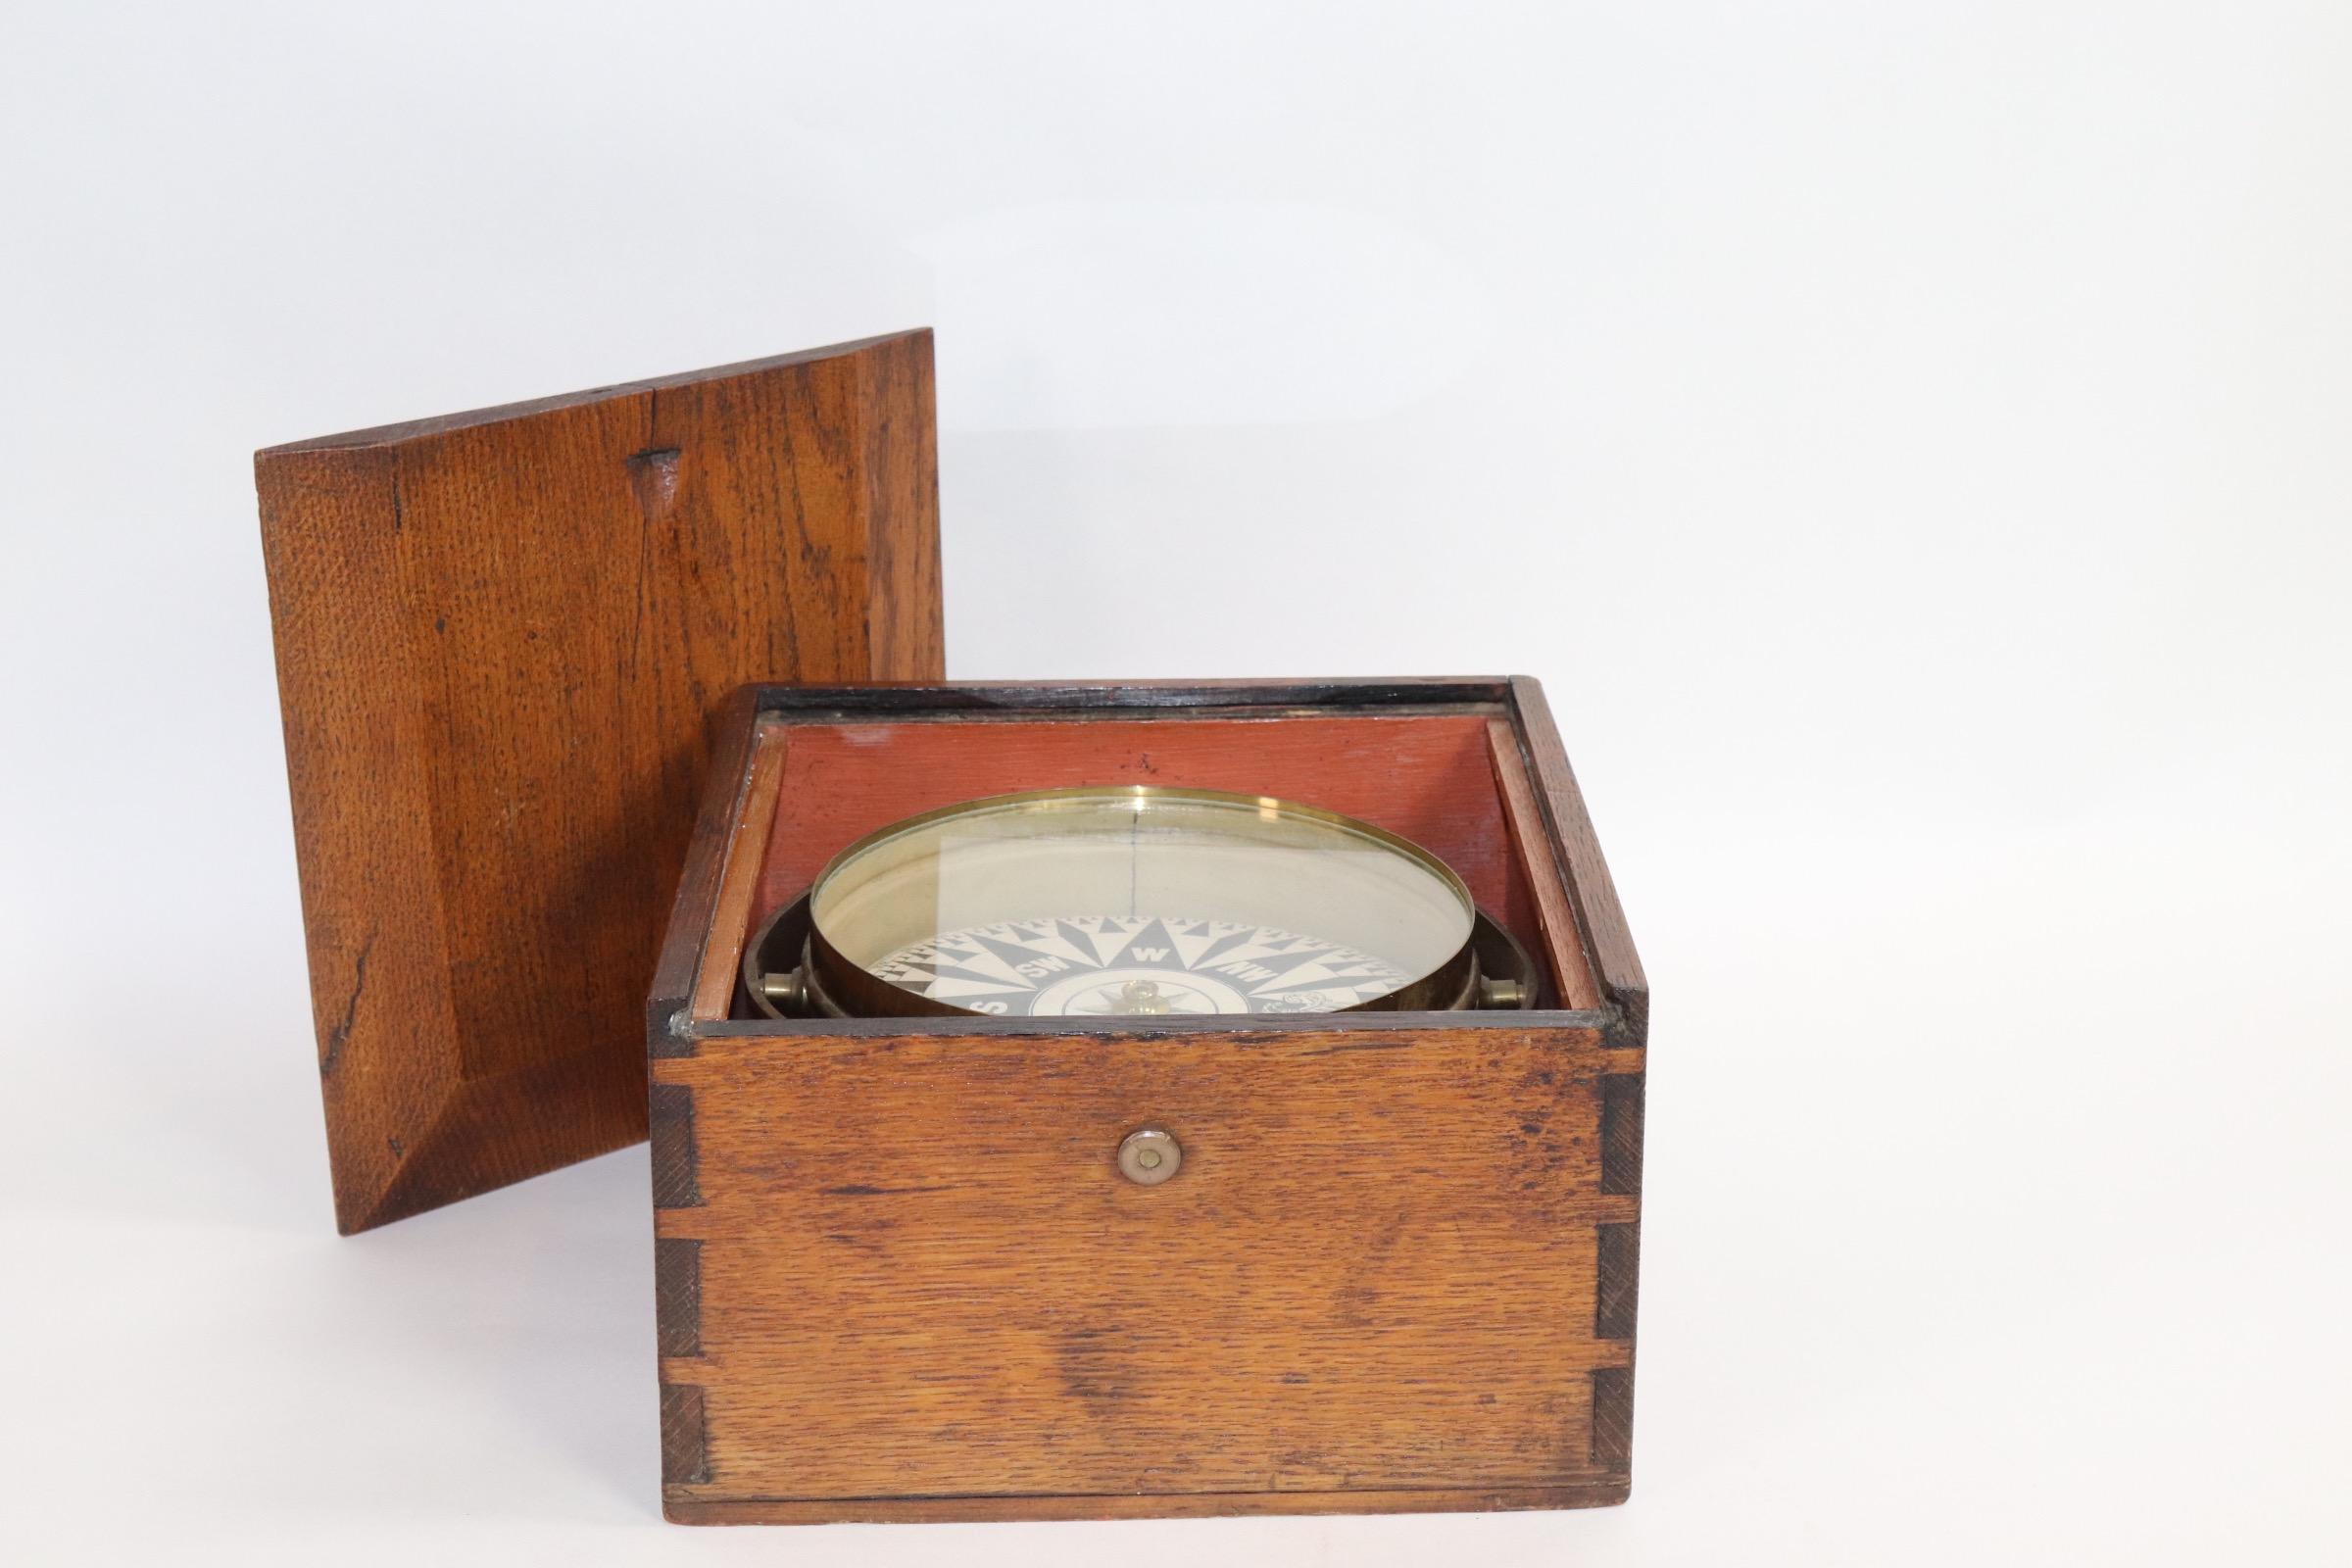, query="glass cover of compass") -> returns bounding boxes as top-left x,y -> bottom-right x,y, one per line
806,787 -> 1478,1018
